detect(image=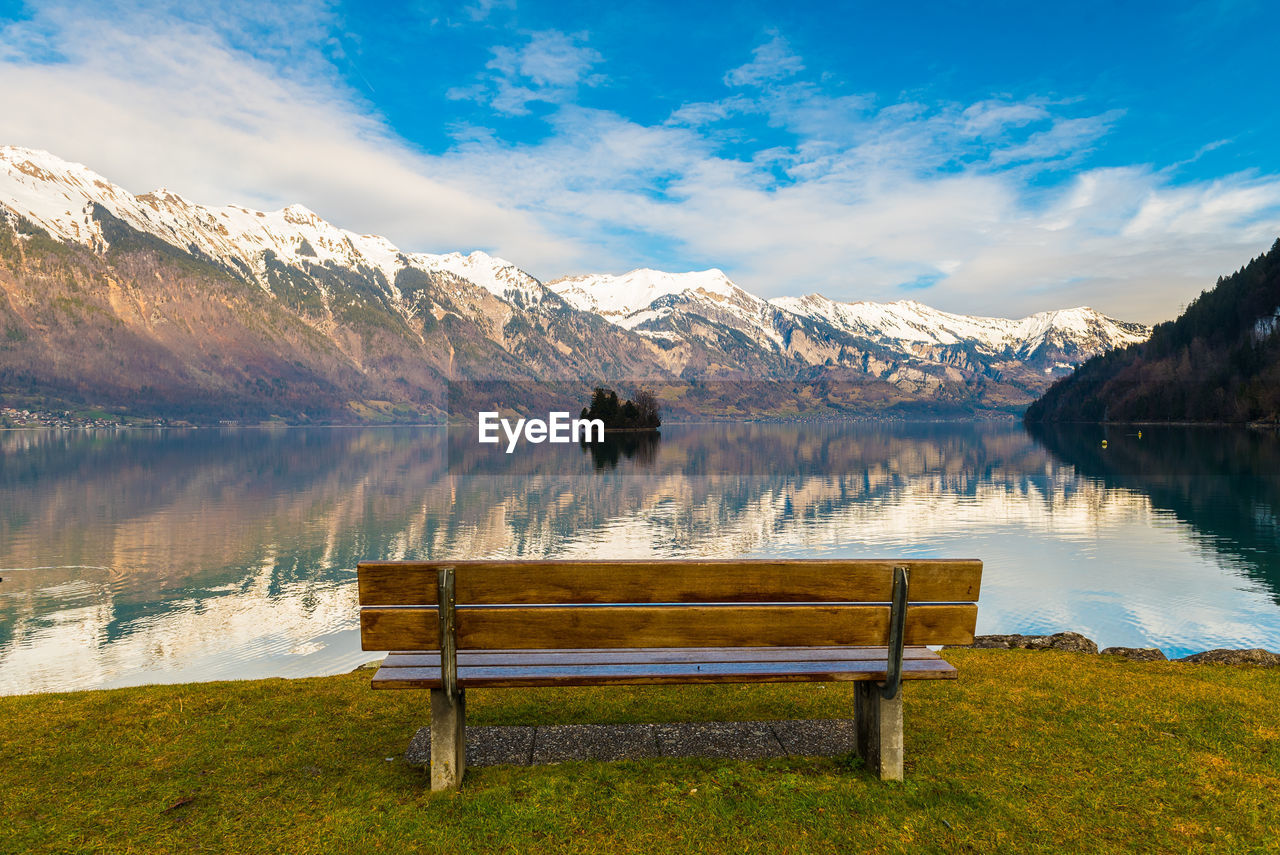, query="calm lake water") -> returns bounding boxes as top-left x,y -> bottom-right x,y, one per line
2,421 -> 1279,695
